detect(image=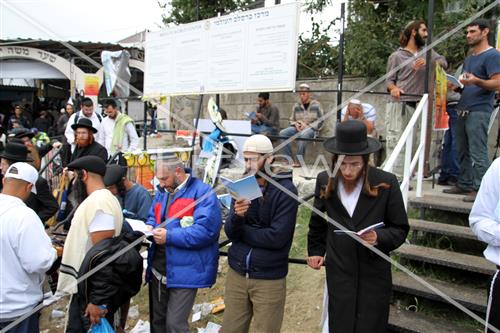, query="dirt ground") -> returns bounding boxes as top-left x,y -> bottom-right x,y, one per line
39,205 -> 324,332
